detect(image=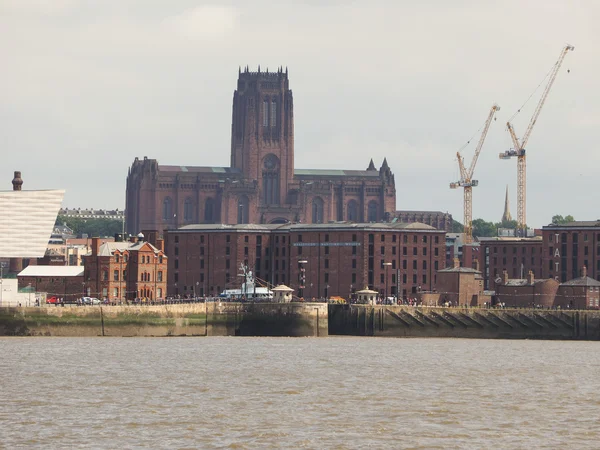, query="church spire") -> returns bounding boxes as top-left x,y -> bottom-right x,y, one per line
502,185 -> 512,223
367,158 -> 376,171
